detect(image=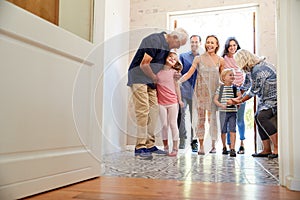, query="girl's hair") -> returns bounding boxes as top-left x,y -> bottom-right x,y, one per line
173,60 -> 183,72
222,37 -> 241,57
220,68 -> 235,83
169,51 -> 183,72
205,35 -> 220,53
234,49 -> 264,72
